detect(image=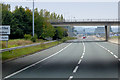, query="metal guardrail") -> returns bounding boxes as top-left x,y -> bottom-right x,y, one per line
0,41 -> 56,53
50,19 -> 119,23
